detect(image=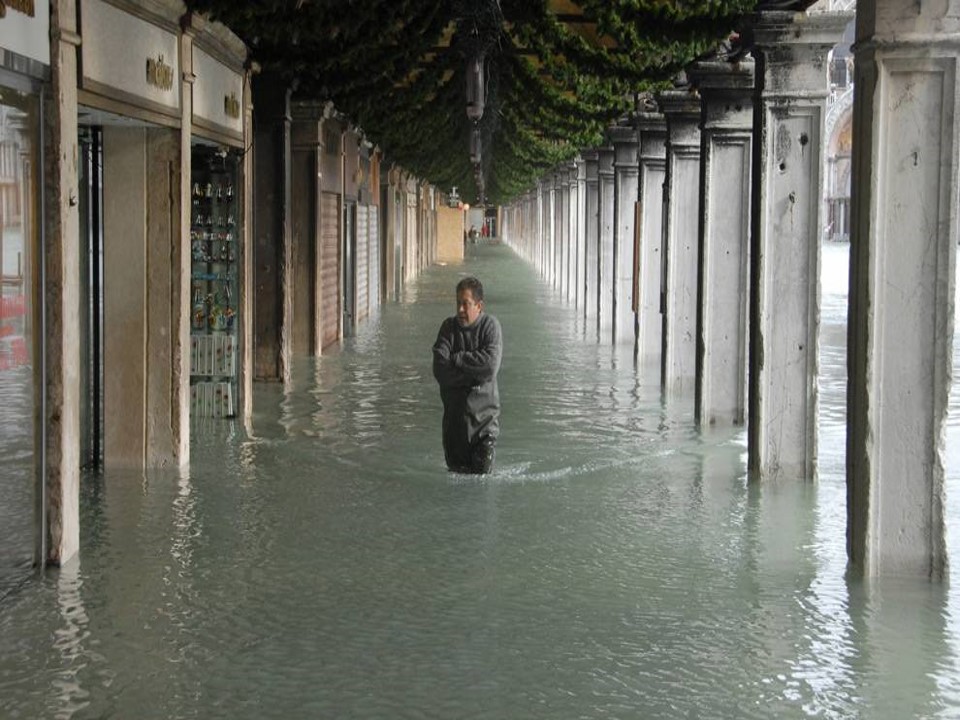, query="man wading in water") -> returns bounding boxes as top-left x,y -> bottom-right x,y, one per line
432,276 -> 502,474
